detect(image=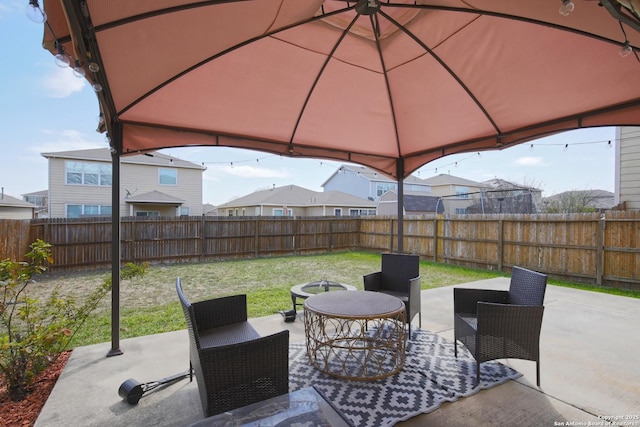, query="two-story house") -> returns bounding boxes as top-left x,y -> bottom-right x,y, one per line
420,174 -> 488,214
22,190 -> 48,218
216,184 -> 376,217
42,148 -> 205,218
322,164 -> 431,202
615,126 -> 640,210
